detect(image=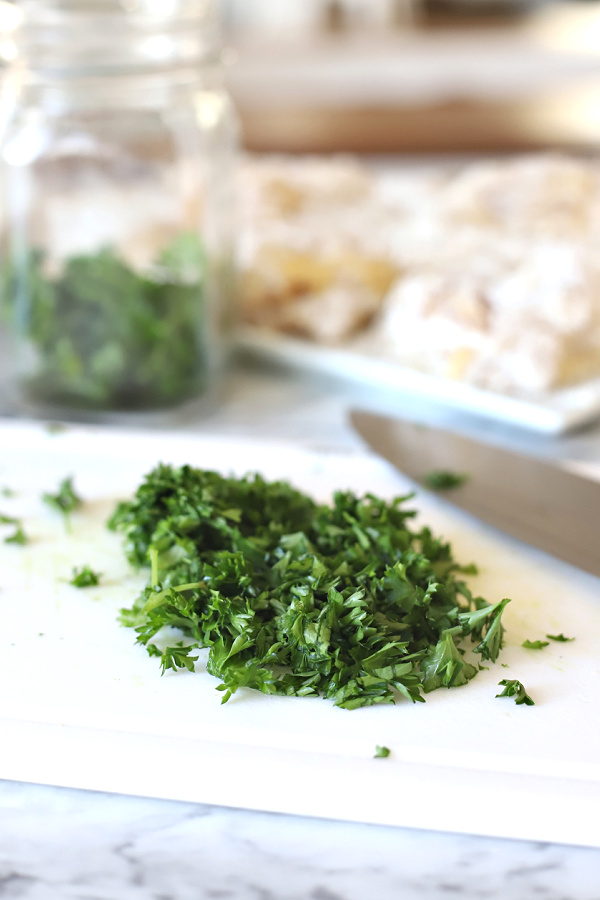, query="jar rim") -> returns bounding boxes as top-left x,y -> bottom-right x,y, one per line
15,0 -> 215,21
2,0 -> 221,75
